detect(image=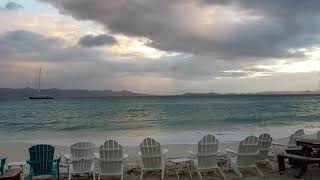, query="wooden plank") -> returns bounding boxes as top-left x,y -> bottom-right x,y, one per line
278,153 -> 320,161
